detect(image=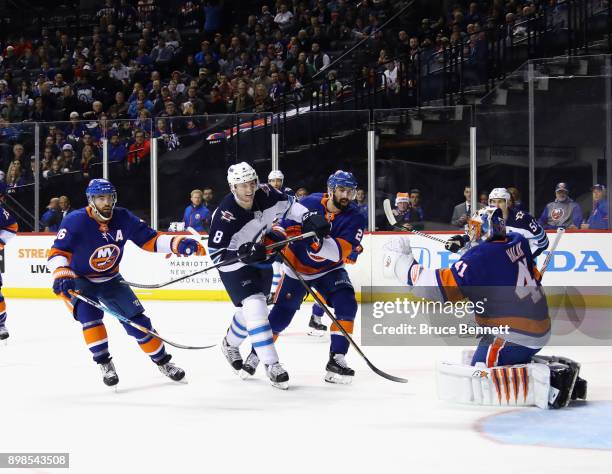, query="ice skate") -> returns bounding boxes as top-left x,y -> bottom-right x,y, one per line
221,335 -> 243,373
324,353 -> 354,384
307,315 -> 327,337
98,359 -> 119,387
157,356 -> 186,383
240,348 -> 260,379
265,362 -> 289,390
